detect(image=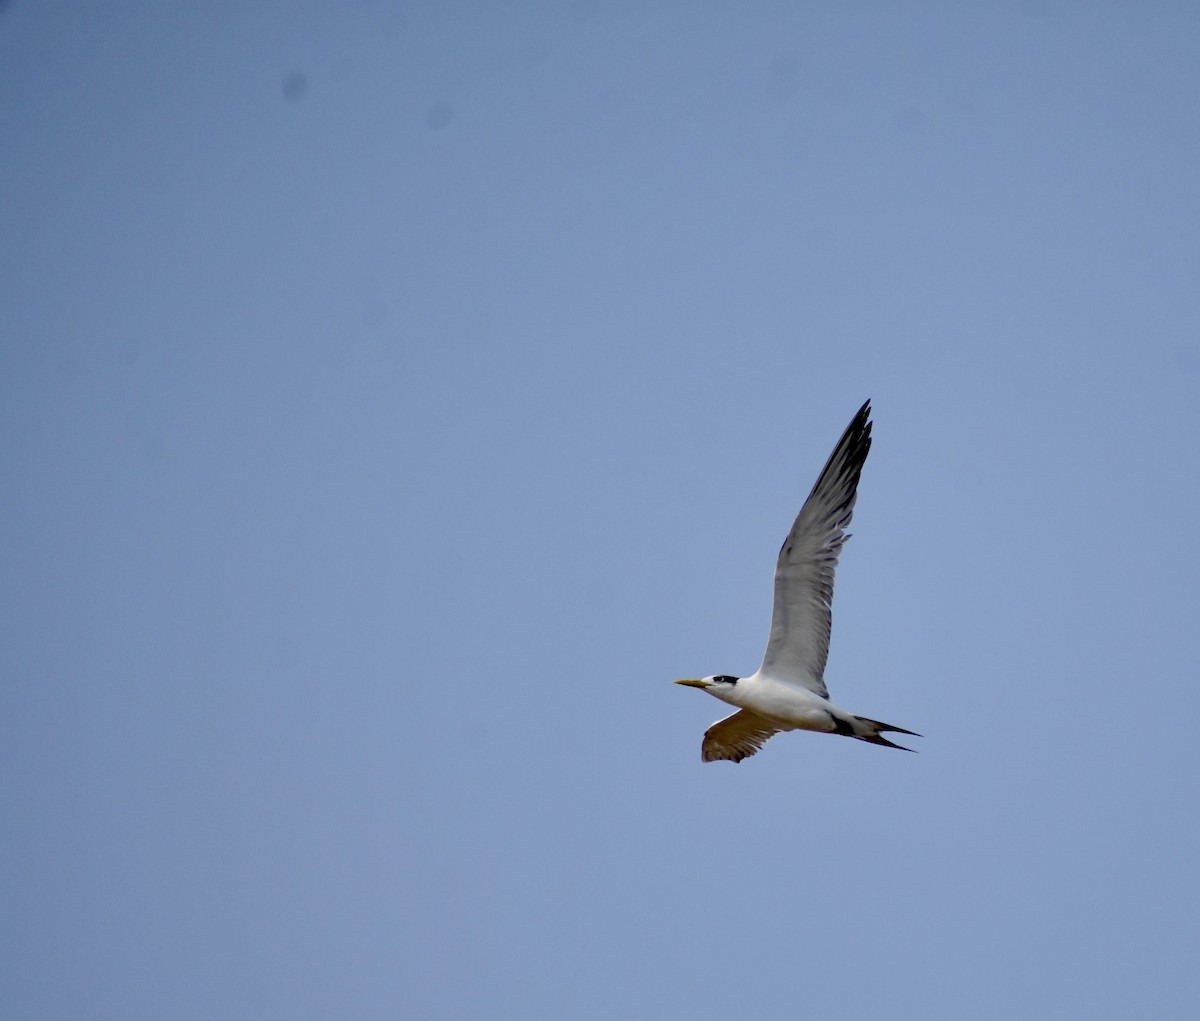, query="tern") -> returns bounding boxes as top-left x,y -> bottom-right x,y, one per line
675,400 -> 919,762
